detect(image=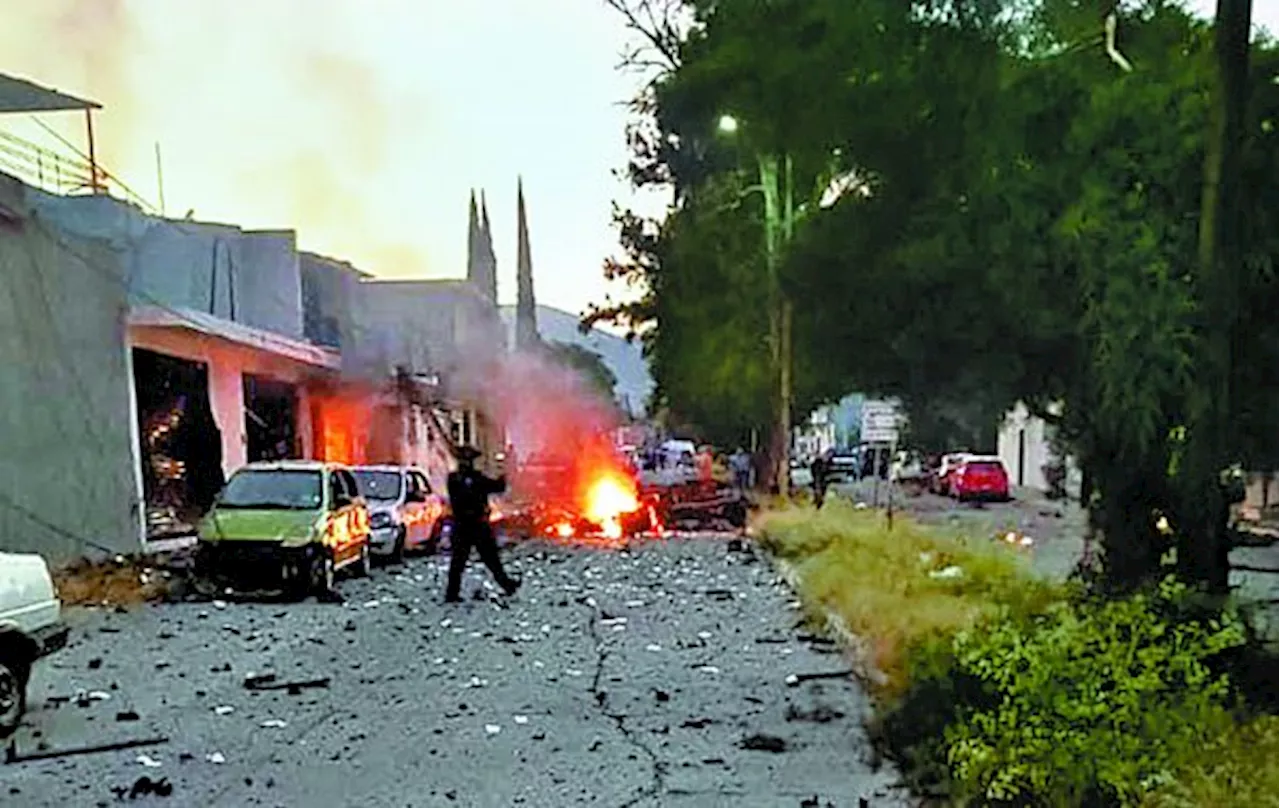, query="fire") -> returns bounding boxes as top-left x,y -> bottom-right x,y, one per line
583,472 -> 640,539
